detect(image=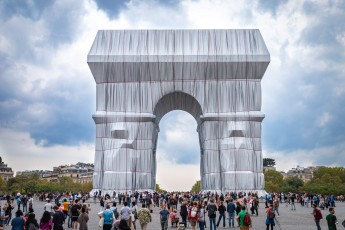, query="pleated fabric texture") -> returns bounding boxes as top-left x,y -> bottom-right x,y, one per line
87,29 -> 270,194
